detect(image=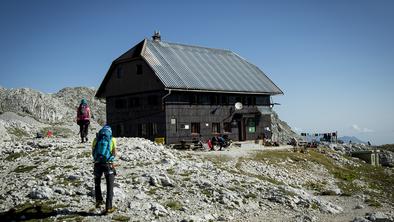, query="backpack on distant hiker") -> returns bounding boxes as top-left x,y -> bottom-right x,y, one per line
78,104 -> 89,120
93,126 -> 114,163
